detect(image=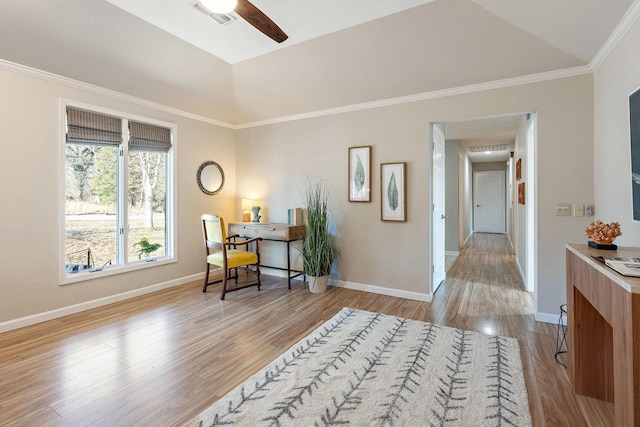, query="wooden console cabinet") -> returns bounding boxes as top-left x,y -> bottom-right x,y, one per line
566,244 -> 640,426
